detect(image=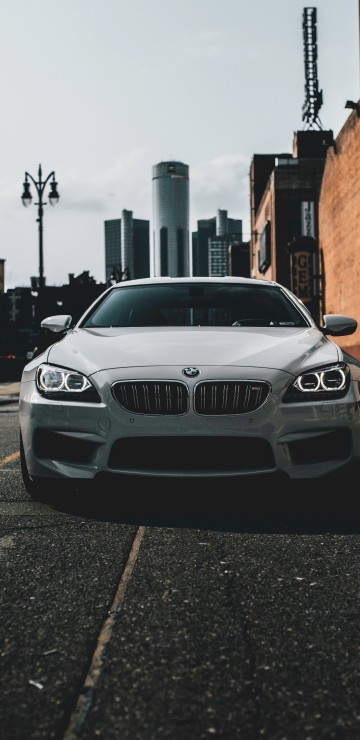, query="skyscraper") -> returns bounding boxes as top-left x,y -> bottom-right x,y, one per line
192,217 -> 216,277
104,218 -> 121,284
192,210 -> 243,276
152,161 -> 190,277
104,210 -> 150,284
121,209 -> 150,281
208,210 -> 243,276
